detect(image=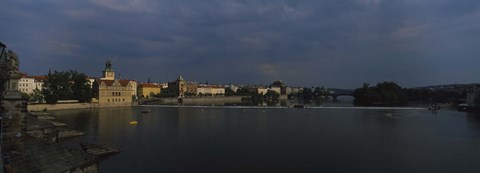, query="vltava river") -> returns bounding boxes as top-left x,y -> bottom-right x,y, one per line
50,105 -> 480,173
